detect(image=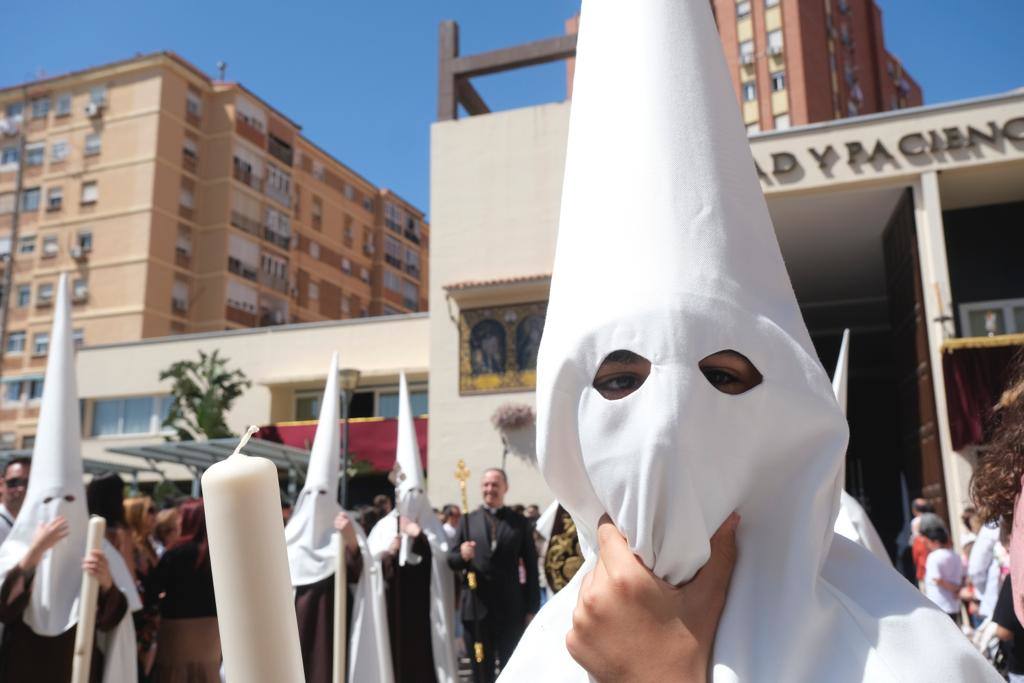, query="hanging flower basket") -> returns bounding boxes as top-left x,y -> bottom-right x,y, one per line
491,403 -> 536,431
492,403 -> 537,467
